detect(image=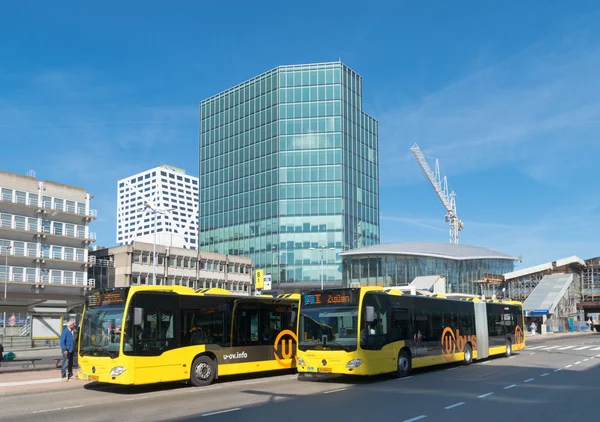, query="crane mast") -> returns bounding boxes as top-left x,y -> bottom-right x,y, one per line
410,143 -> 464,244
